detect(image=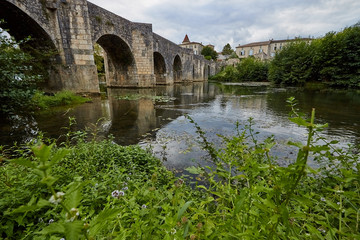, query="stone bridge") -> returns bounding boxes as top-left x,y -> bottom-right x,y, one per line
0,0 -> 216,93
